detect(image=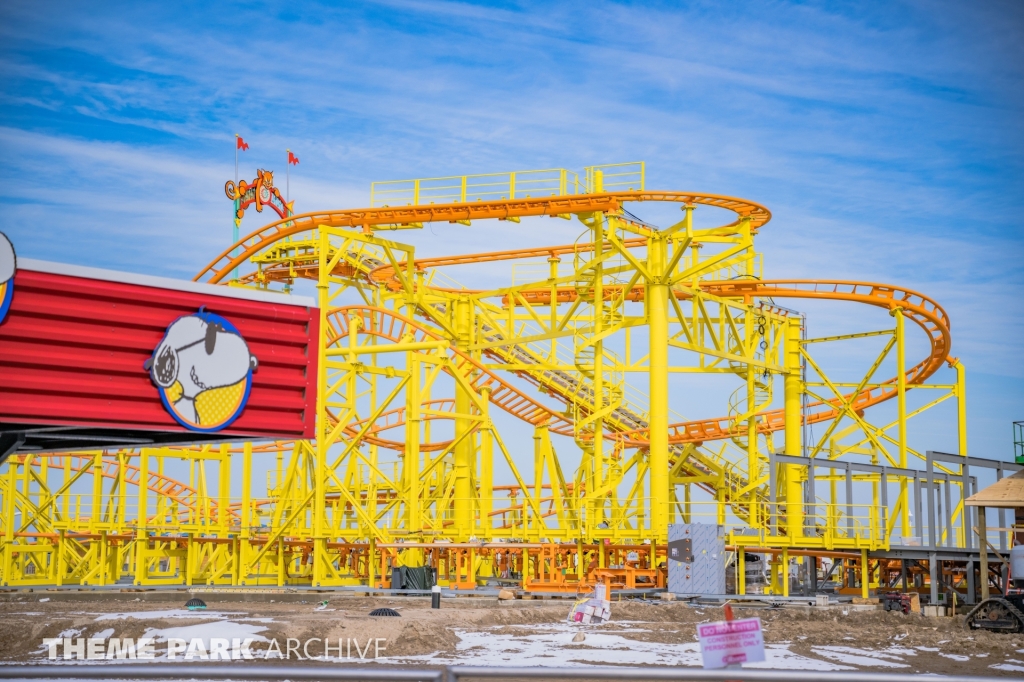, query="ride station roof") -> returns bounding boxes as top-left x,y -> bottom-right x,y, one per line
965,469 -> 1024,509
